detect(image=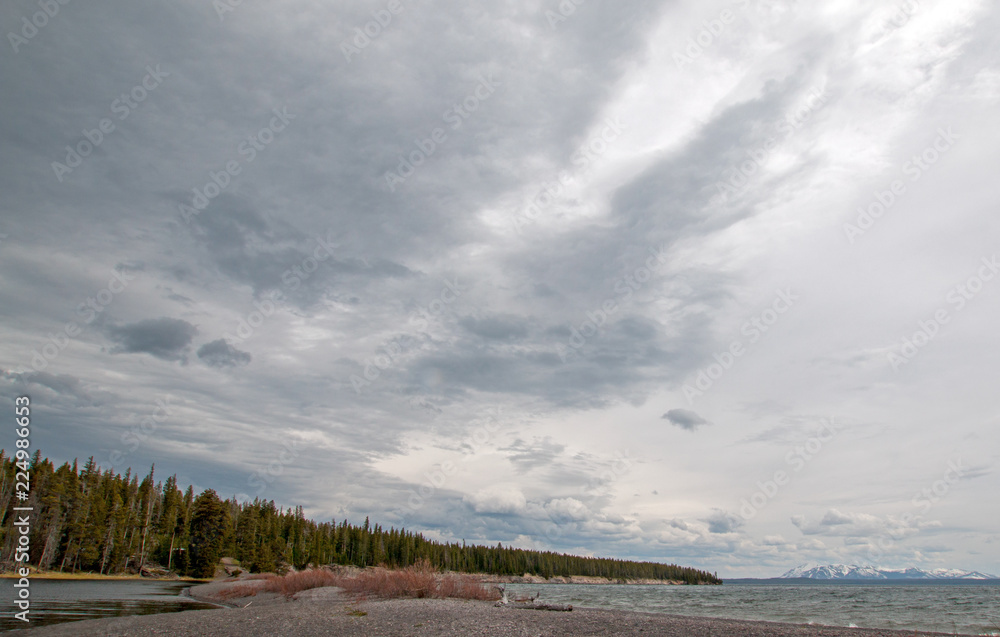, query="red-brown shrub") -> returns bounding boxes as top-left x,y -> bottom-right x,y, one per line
215,582 -> 268,600
335,560 -> 499,601
269,569 -> 340,597
227,561 -> 499,601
